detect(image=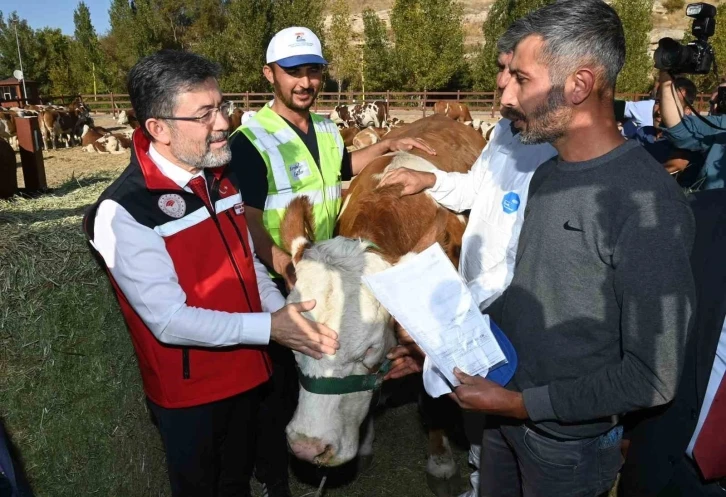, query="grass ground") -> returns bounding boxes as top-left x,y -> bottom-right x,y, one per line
0,154 -> 472,496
